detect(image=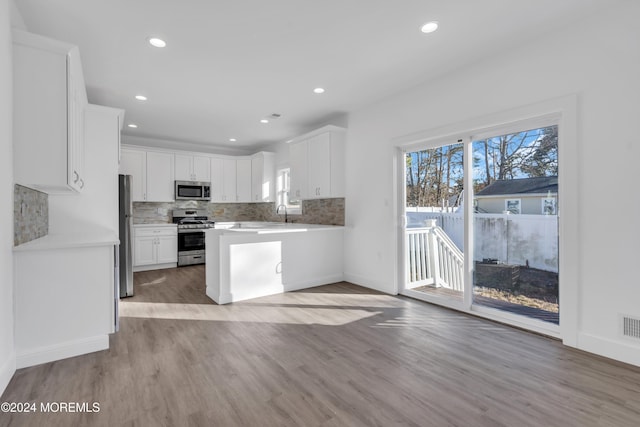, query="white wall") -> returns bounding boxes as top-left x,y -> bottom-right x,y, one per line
344,2 -> 640,365
0,0 -> 15,395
